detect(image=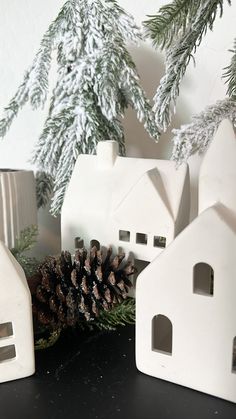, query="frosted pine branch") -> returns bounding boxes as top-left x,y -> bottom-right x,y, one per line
0,71 -> 30,138
0,1 -> 76,137
35,171 -> 54,209
153,0 -> 230,131
223,38 -> 236,98
171,98 -> 236,164
0,0 -> 159,215
144,0 -> 202,49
